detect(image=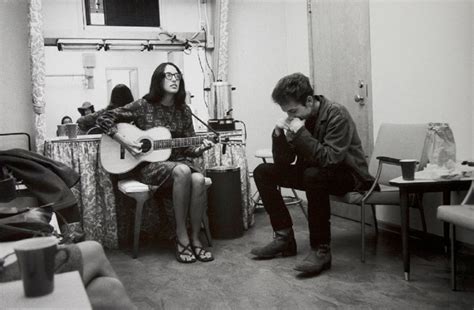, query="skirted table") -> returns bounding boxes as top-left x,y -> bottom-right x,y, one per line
44,134 -> 253,249
44,135 -> 118,249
